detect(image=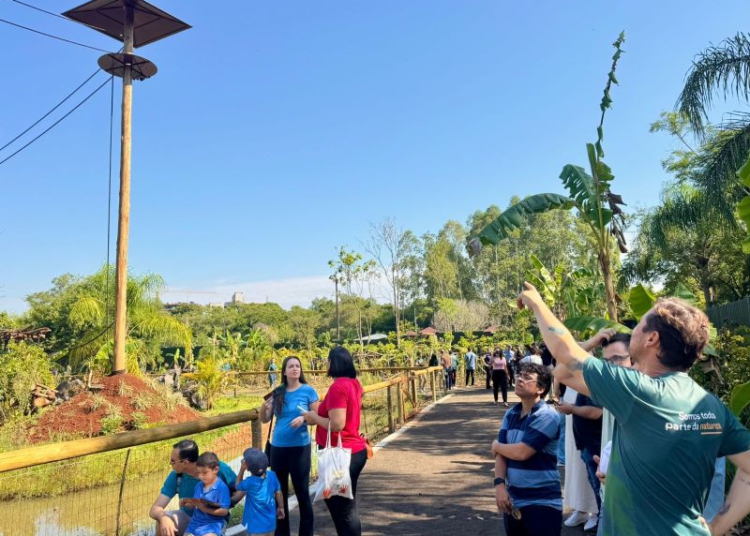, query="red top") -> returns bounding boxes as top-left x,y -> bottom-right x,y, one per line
315,377 -> 366,453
